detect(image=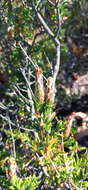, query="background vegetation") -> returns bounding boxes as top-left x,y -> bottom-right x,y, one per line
0,0 -> 88,189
